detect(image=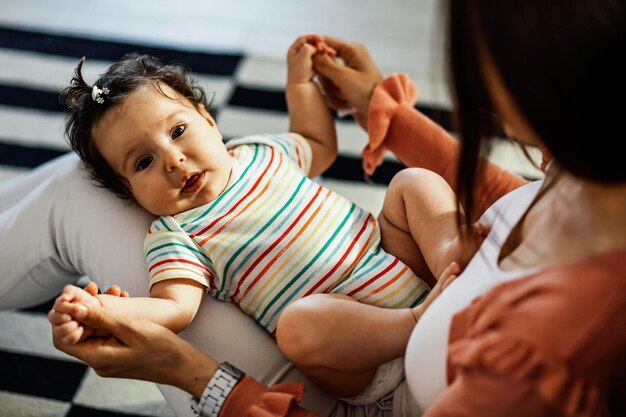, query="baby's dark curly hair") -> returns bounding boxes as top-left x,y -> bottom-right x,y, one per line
61,53 -> 215,199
